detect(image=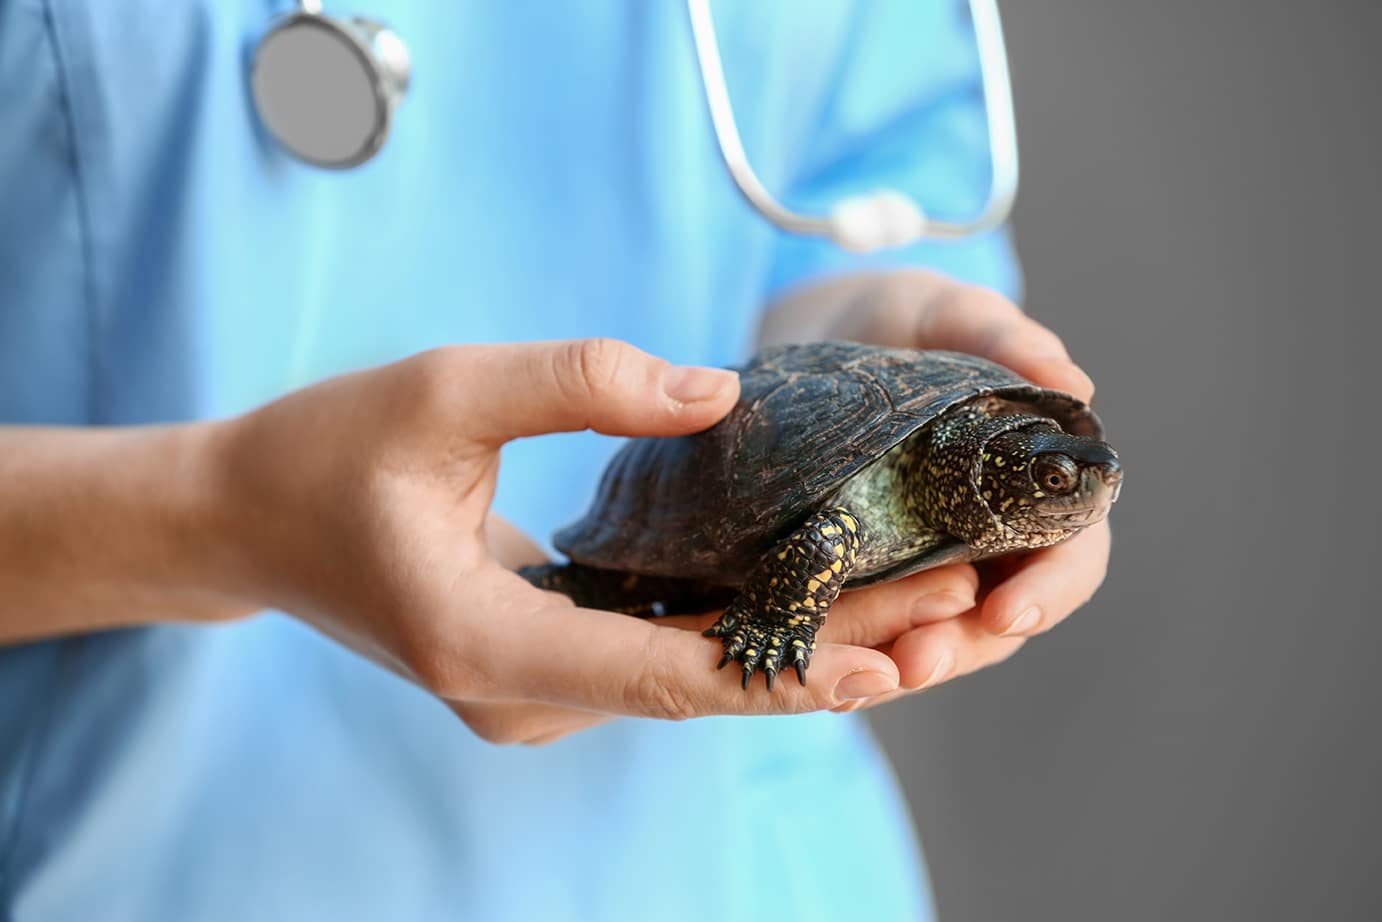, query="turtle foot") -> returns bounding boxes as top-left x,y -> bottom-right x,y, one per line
705,611 -> 818,691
